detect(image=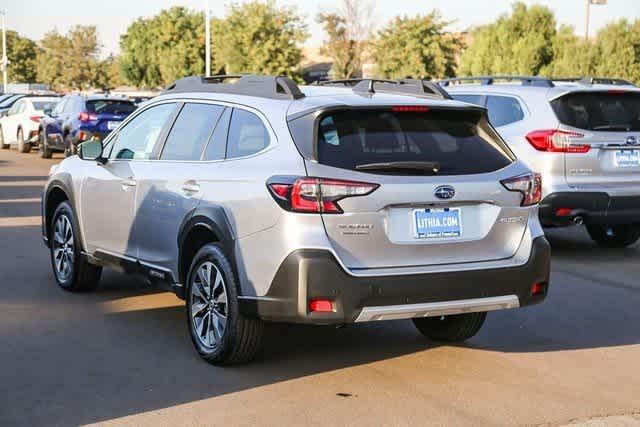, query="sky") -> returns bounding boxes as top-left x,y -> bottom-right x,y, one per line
3,0 -> 640,57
